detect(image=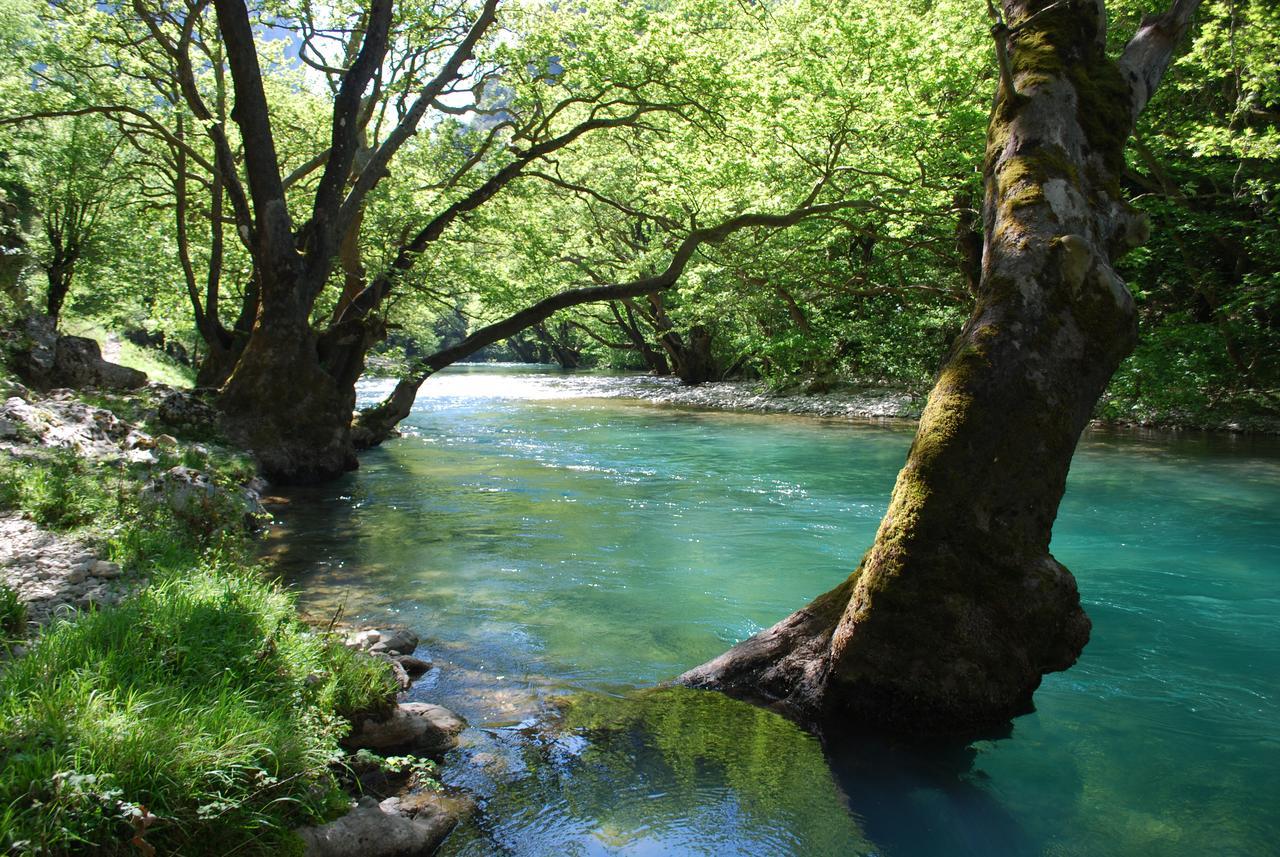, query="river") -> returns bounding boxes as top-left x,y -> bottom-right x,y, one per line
269,364 -> 1280,857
